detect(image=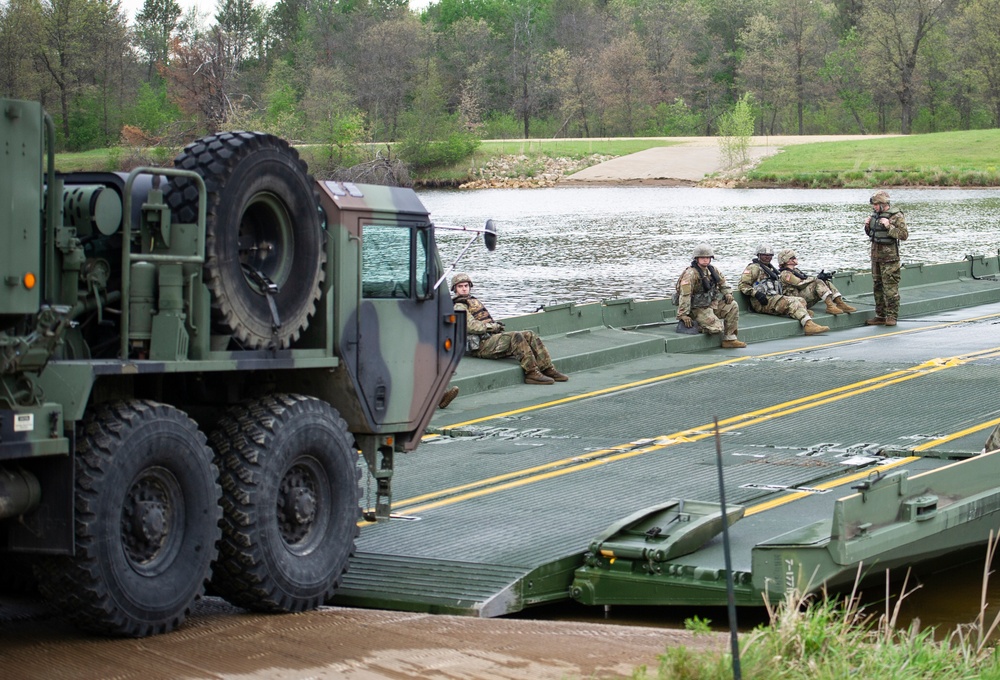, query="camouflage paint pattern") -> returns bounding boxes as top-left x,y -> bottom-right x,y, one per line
2,96 -> 462,558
